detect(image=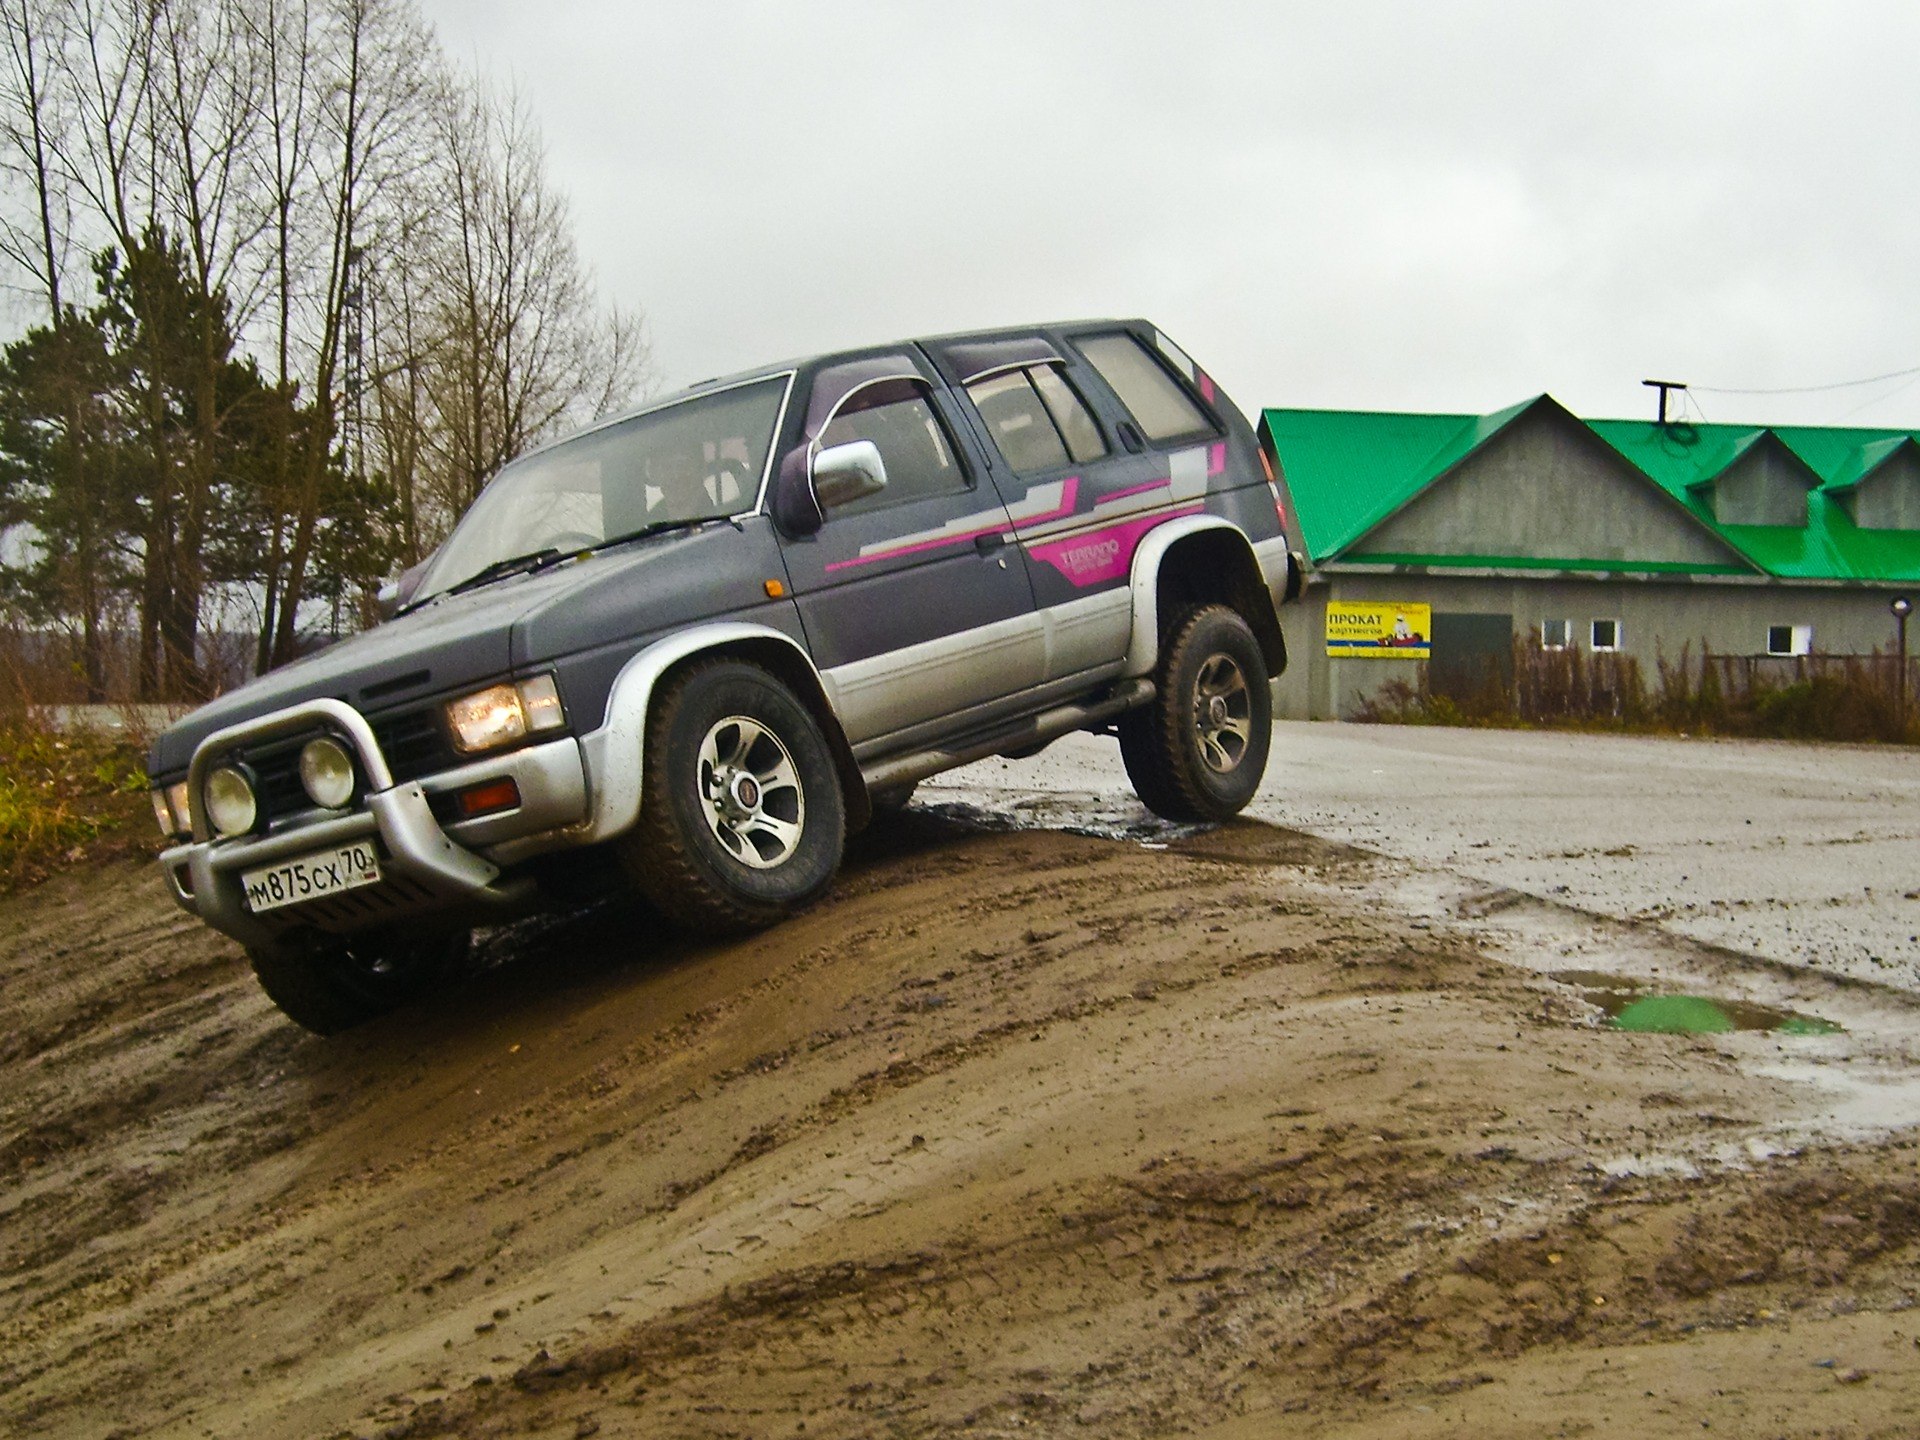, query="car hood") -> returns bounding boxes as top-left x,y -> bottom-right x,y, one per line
145,538 -> 659,775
